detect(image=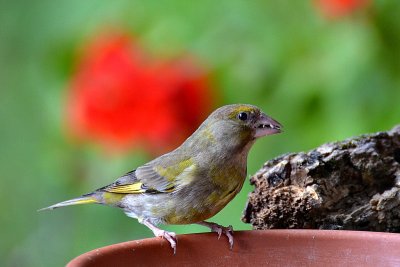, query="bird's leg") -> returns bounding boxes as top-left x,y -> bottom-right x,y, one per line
141,219 -> 177,254
197,221 -> 234,249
